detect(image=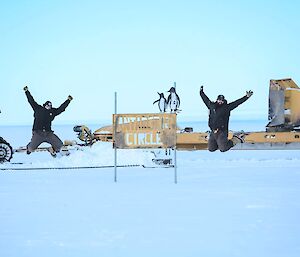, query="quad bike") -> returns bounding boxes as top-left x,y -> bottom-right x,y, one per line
0,136 -> 13,163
